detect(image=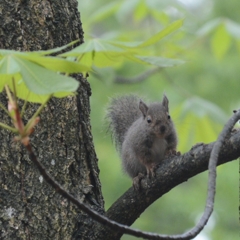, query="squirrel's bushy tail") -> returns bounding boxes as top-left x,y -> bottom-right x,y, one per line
106,95 -> 142,151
